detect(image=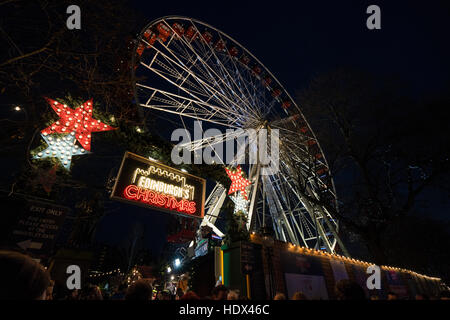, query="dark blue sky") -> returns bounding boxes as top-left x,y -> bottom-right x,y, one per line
130,0 -> 450,96
94,0 -> 450,253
